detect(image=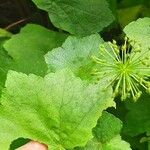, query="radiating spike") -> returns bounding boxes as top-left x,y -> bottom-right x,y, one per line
91,37 -> 150,101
